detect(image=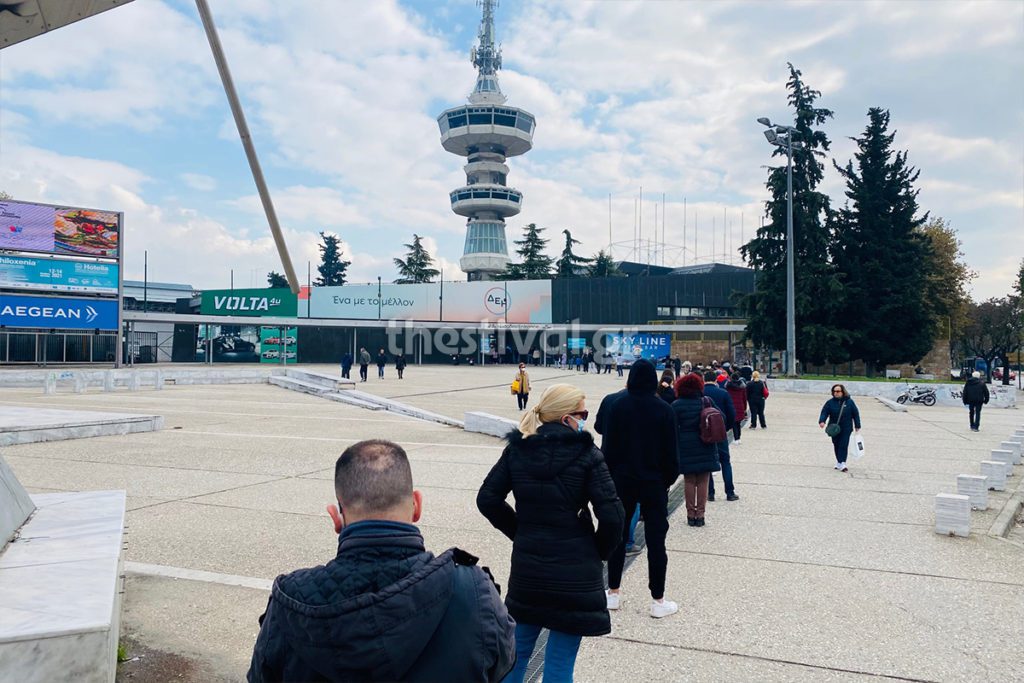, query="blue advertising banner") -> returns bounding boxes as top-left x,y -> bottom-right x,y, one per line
604,334 -> 672,364
0,255 -> 119,294
0,294 -> 119,330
